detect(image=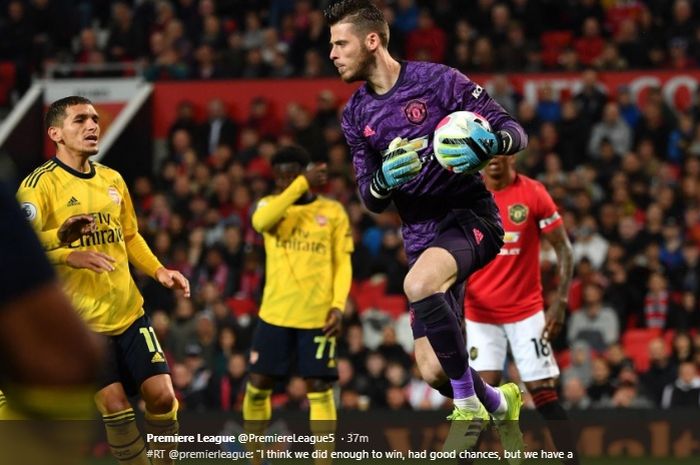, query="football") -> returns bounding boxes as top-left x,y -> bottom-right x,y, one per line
433,110 -> 492,173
